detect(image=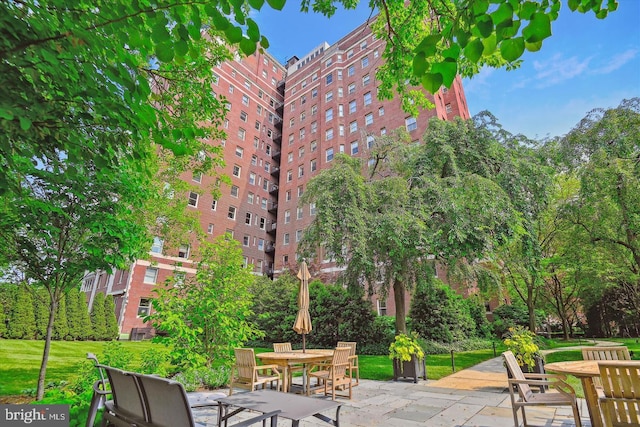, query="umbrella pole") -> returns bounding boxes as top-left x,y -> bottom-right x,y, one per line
302,333 -> 306,353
